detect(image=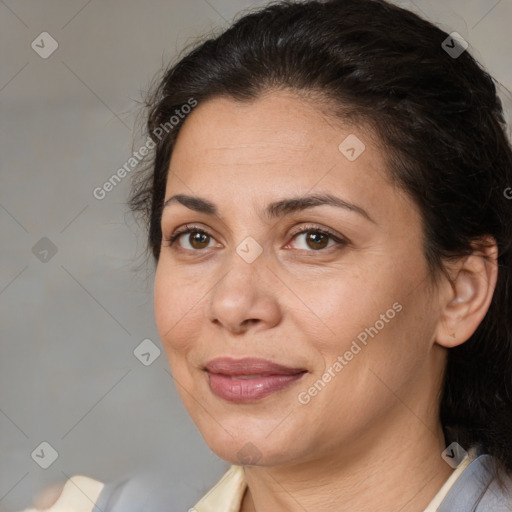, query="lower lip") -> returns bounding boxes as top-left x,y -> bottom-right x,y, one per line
206,371 -> 306,403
